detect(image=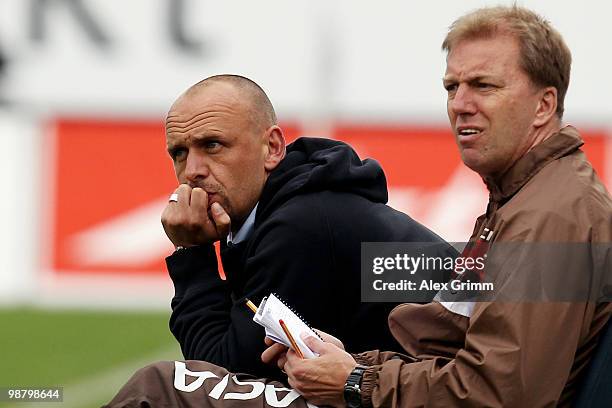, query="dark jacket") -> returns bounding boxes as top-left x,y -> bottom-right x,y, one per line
167,137 -> 454,378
